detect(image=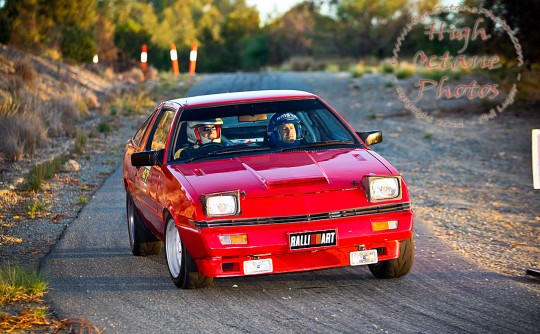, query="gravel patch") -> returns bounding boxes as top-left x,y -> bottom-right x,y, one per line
0,113 -> 146,270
